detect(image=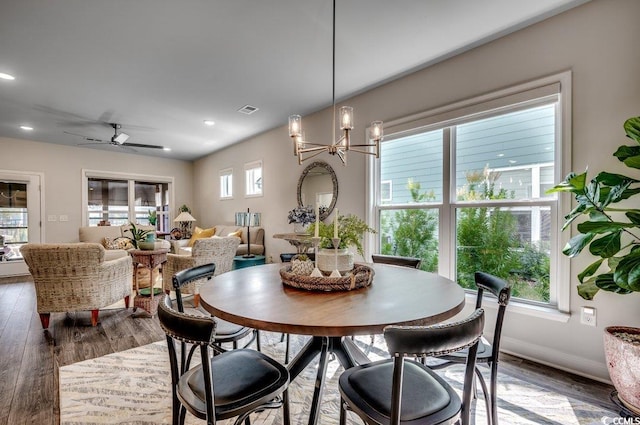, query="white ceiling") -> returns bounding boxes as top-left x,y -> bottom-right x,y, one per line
0,0 -> 589,161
